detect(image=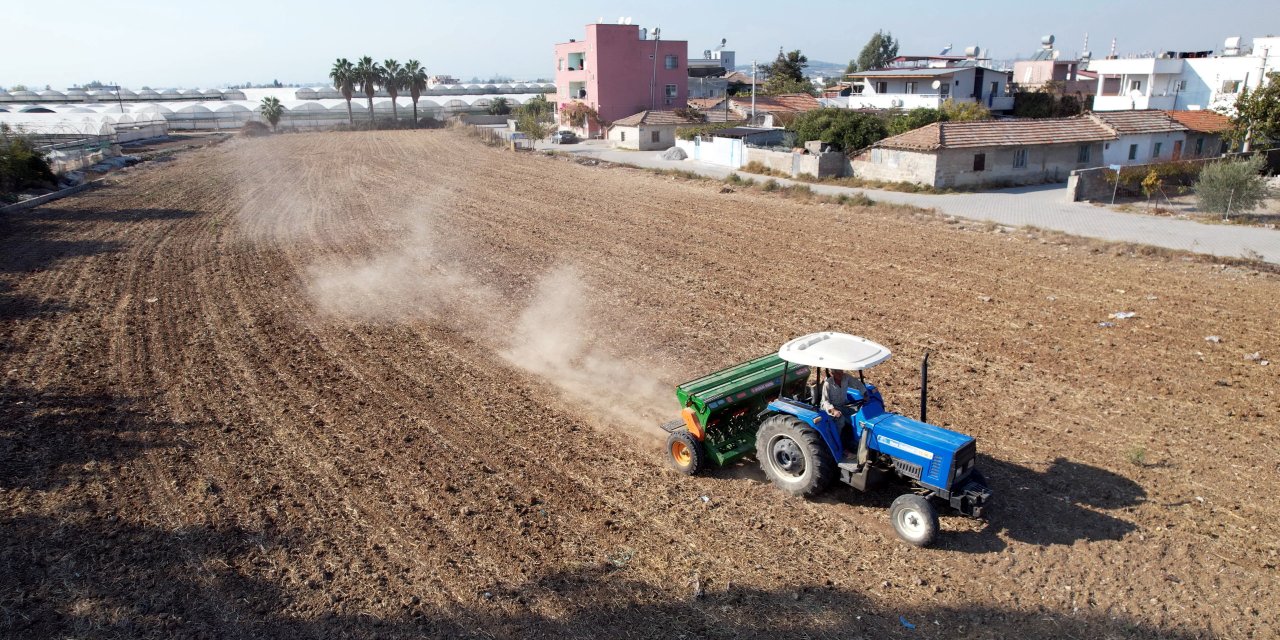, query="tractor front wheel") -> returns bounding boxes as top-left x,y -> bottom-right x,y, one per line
755,415 -> 835,497
666,429 -> 706,475
890,494 -> 939,547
